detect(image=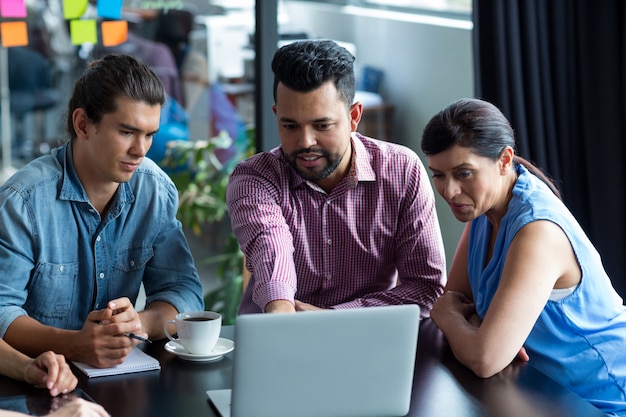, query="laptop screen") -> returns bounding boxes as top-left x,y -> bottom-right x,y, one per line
209,304 -> 420,417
